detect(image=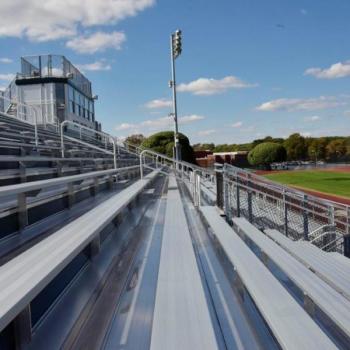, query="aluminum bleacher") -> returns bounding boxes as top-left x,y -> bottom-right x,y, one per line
265,228 -> 350,301
0,170 -> 159,347
232,217 -> 350,347
1,110 -> 350,349
200,206 -> 338,350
